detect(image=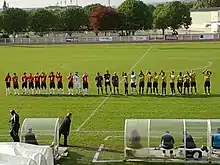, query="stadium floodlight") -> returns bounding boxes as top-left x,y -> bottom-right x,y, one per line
124,119 -> 220,164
